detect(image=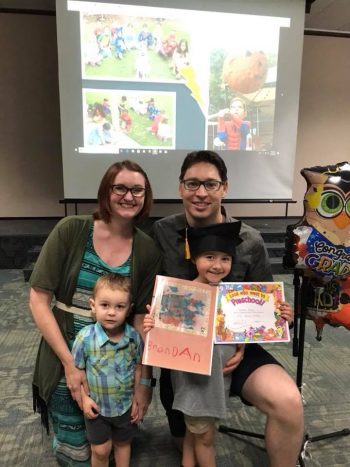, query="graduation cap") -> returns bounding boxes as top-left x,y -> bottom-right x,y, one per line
186,221 -> 242,259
